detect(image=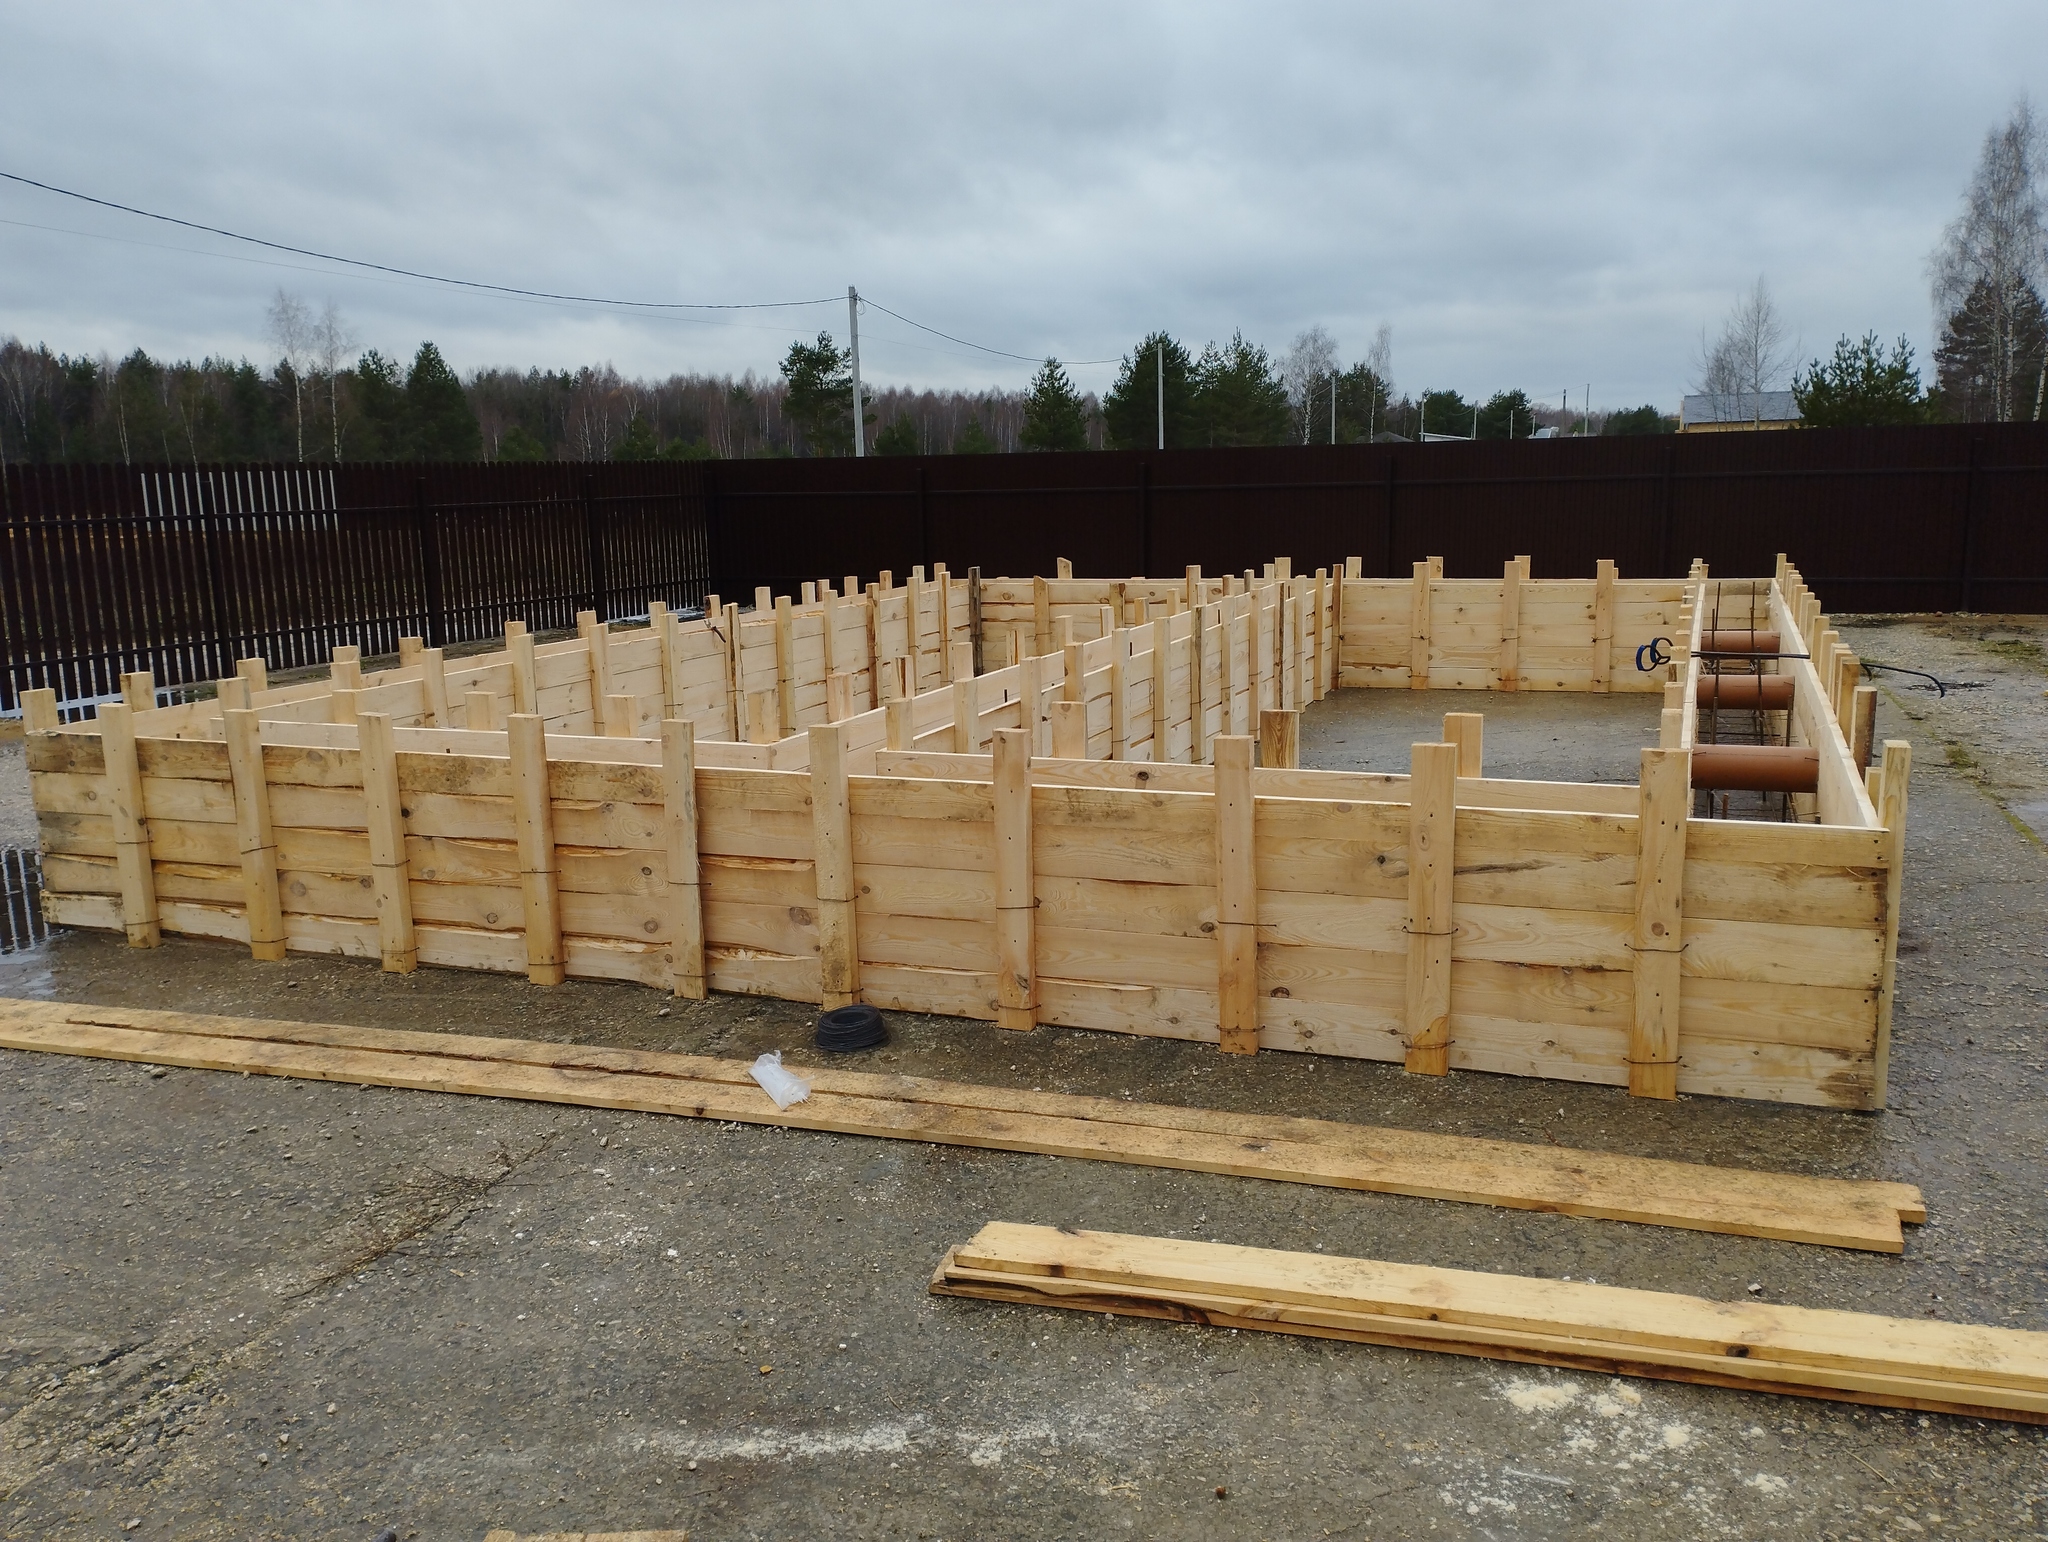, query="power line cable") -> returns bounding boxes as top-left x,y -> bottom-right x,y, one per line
2,168 -> 1132,371
0,169 -> 840,312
